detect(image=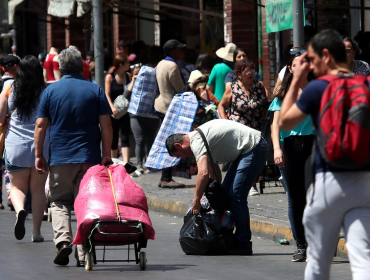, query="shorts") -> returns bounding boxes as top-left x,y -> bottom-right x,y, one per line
4,151 -> 26,173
